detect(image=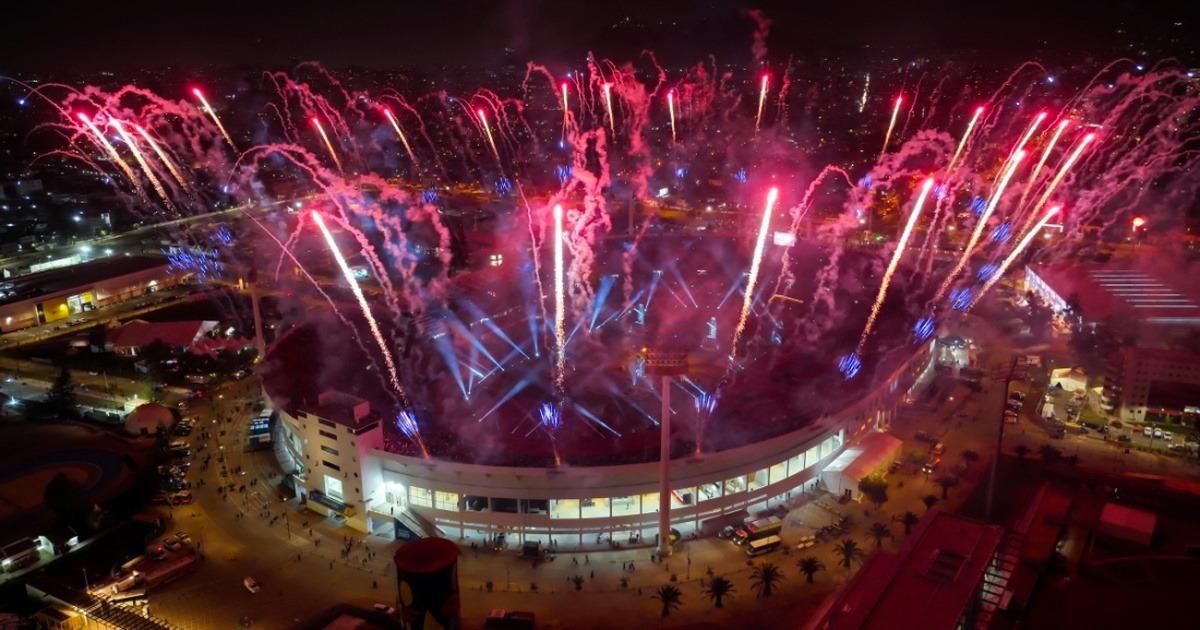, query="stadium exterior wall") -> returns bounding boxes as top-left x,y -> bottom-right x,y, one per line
275,339 -> 934,540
